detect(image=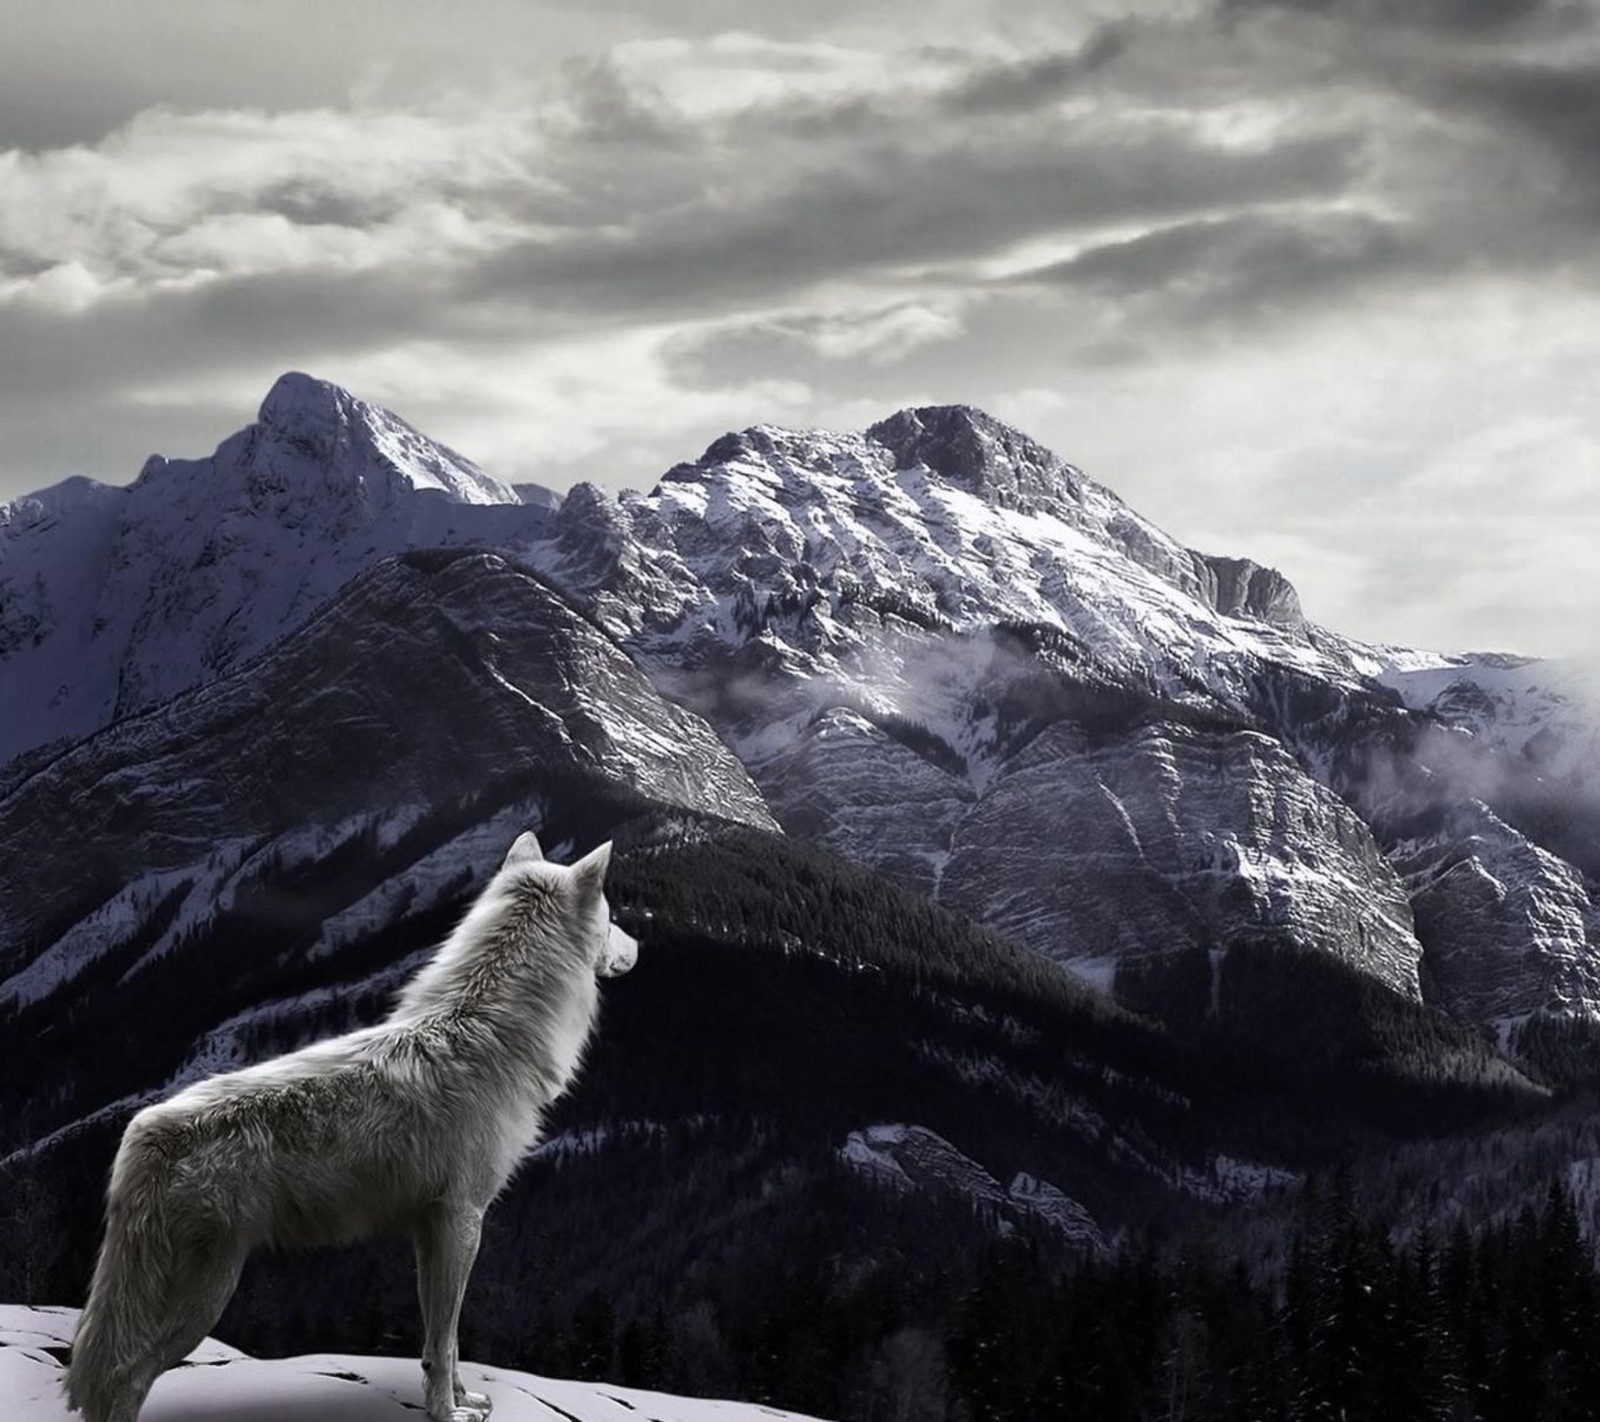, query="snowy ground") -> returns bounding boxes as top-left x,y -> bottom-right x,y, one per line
0,1305 -> 830,1421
